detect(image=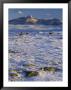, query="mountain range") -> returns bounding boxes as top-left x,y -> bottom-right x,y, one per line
9,15 -> 62,25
